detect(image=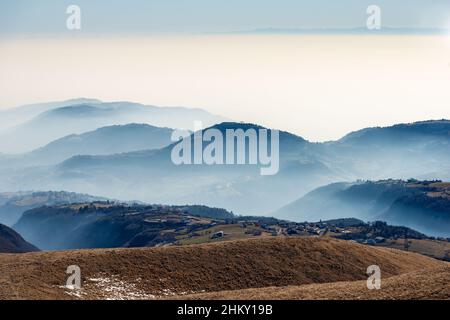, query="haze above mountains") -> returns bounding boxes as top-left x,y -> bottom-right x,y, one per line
0,98 -> 449,236
0,99 -> 227,153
